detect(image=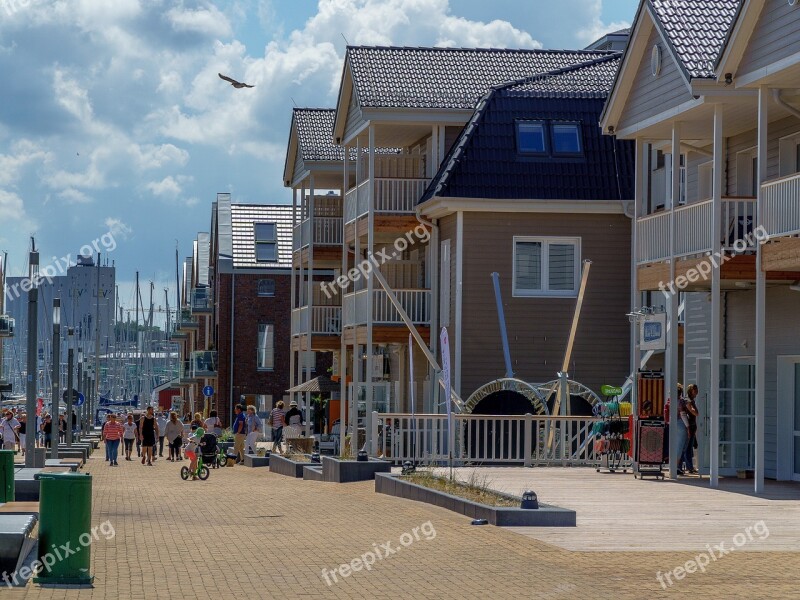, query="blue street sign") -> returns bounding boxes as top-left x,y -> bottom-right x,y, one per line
203,386 -> 214,397
75,393 -> 86,407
